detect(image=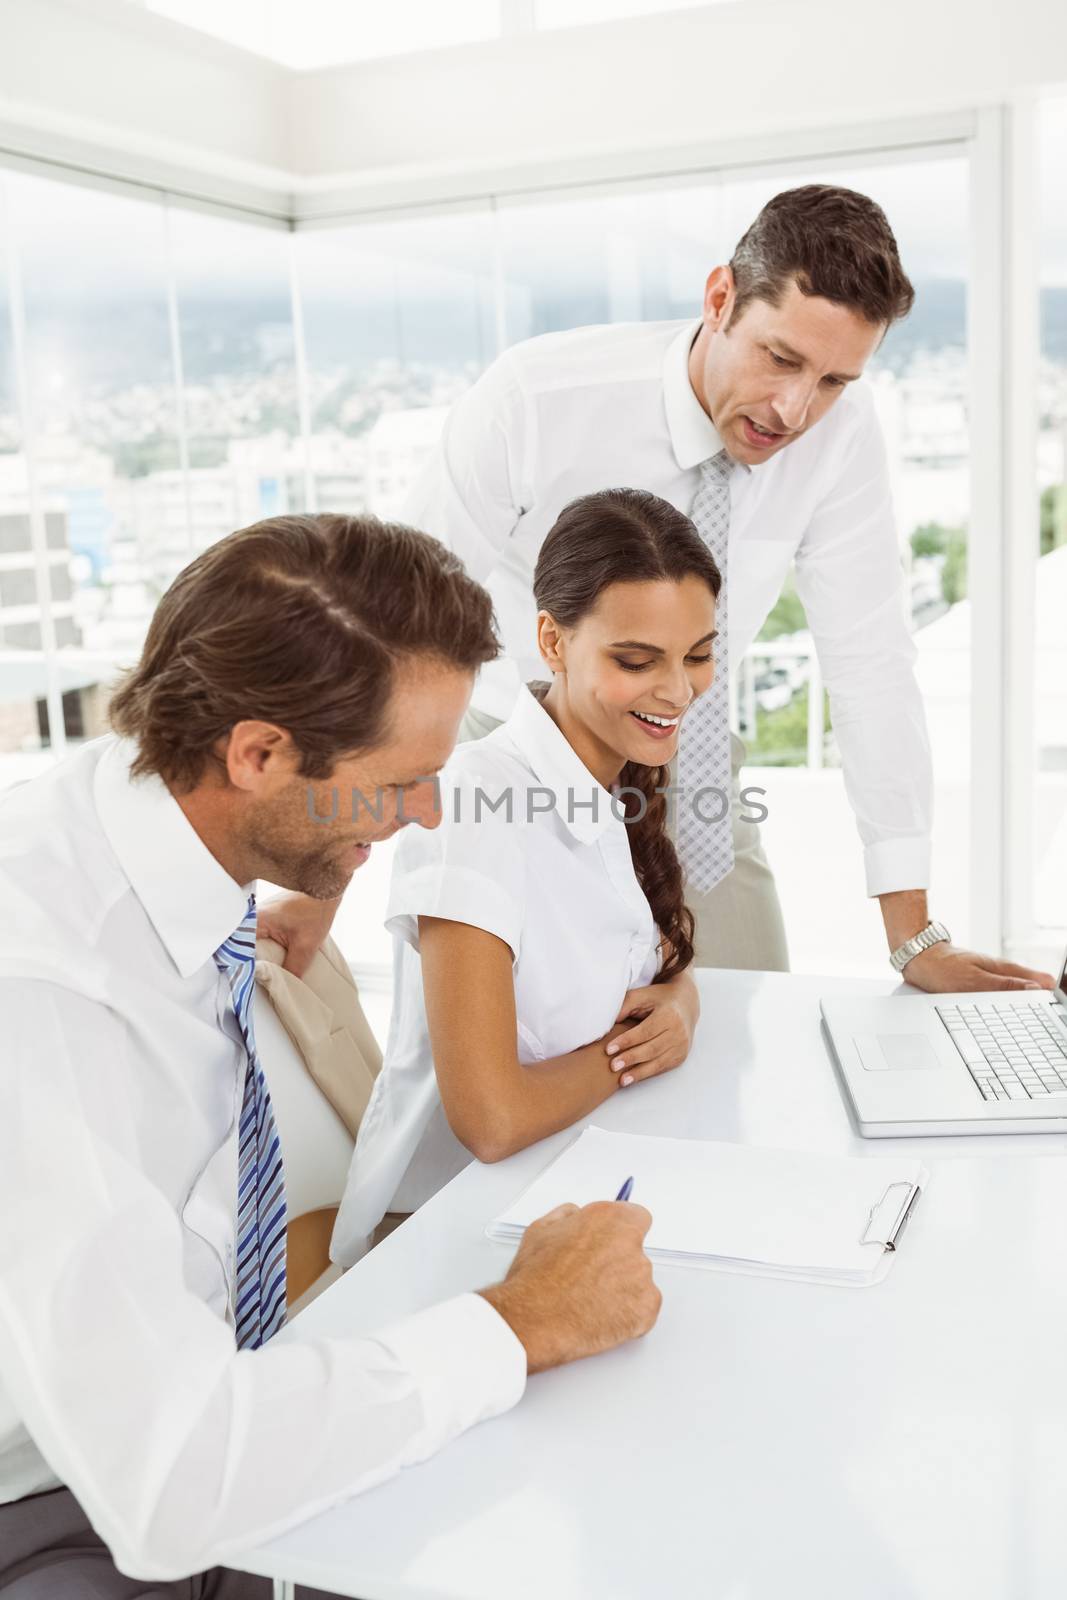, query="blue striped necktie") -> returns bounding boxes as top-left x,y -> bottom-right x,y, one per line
213,893 -> 287,1349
